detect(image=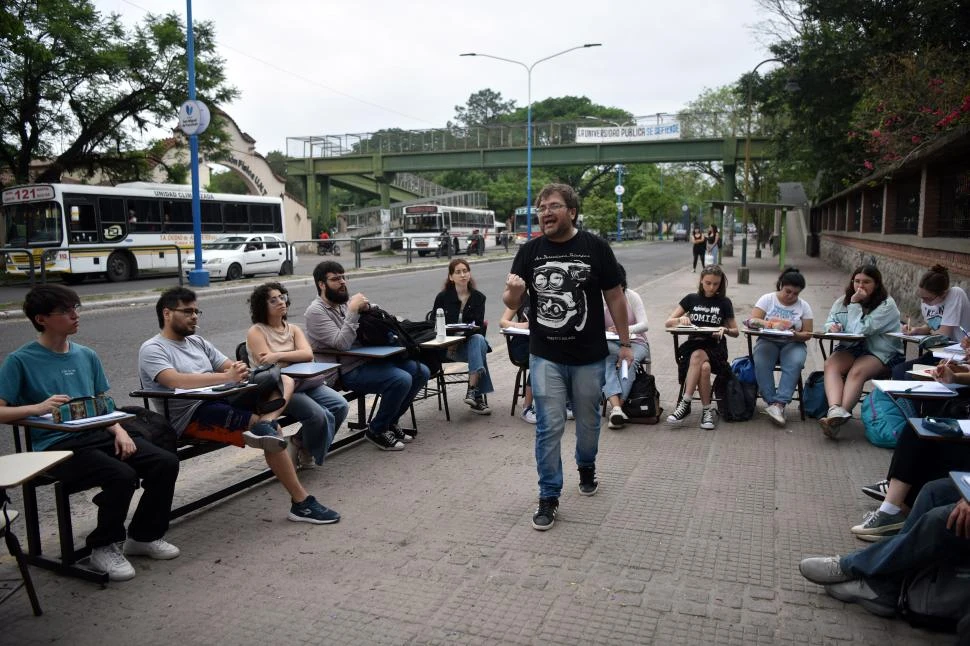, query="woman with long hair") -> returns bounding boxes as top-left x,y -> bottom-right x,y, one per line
819,265 -> 903,438
603,264 -> 651,430
705,224 -> 720,265
246,282 -> 349,467
432,259 -> 493,415
691,226 -> 706,272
